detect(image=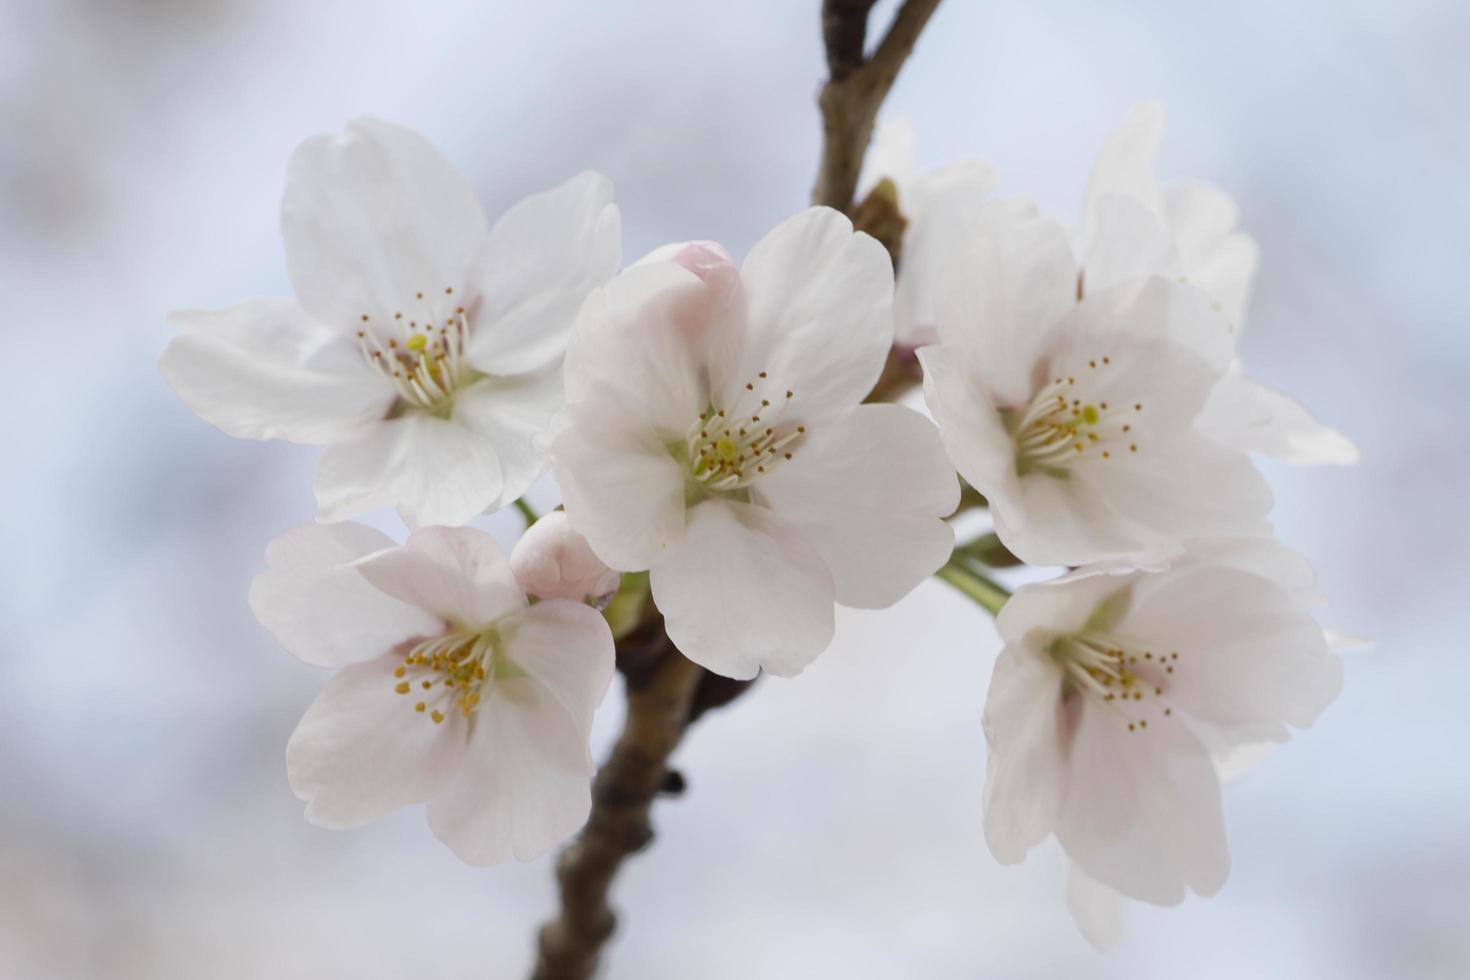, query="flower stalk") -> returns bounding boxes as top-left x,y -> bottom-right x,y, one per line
935,555 -> 1011,616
